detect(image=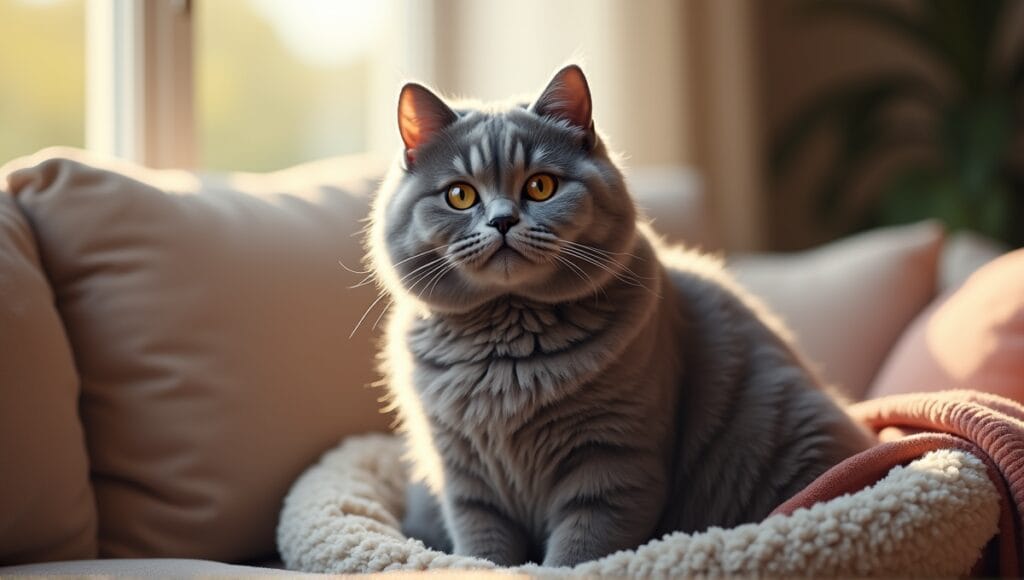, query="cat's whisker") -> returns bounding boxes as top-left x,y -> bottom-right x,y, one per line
558,240 -> 651,280
396,254 -> 451,287
351,253 -> 455,338
420,262 -> 451,291
396,234 -> 490,299
559,246 -> 657,296
401,252 -> 462,302
552,254 -> 587,283
349,290 -> 390,339
552,250 -> 603,293
338,259 -> 371,275
349,275 -> 376,290
559,246 -> 639,284
514,233 -> 608,300
406,260 -> 452,297
425,261 -> 461,298
391,246 -> 450,271
352,259 -> 452,336
525,227 -> 640,261
509,235 -> 557,263
371,299 -> 393,331
406,258 -> 455,302
553,254 -> 607,300
522,231 -> 646,278
560,238 -> 643,261
449,242 -> 492,268
346,246 -> 449,290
